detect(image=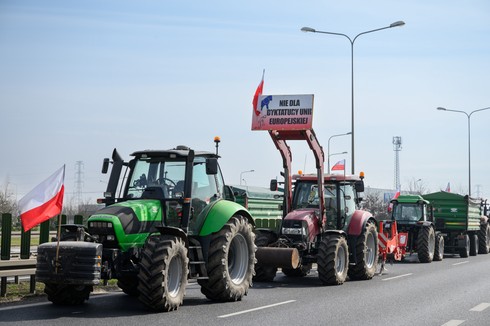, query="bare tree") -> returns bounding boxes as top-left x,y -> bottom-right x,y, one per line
406,178 -> 430,195
362,190 -> 389,221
